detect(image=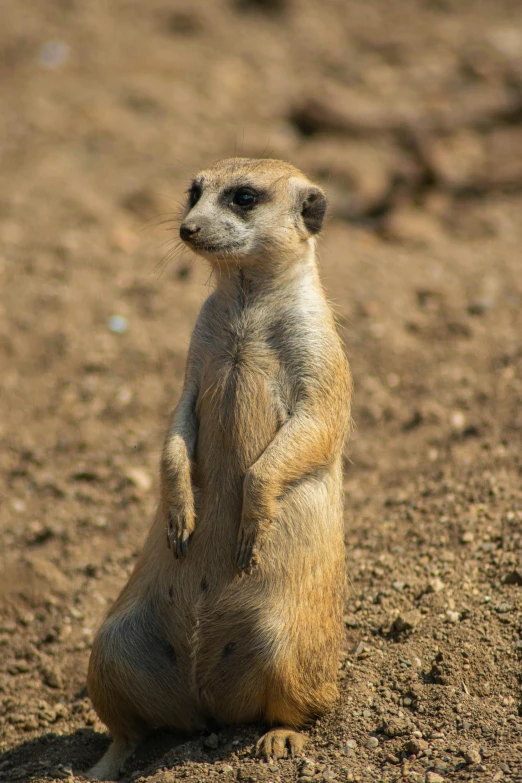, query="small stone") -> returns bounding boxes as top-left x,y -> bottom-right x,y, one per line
38,40 -> 70,69
451,411 -> 466,431
383,717 -> 410,738
393,610 -> 421,633
41,665 -> 64,689
503,569 -> 522,585
392,581 -> 405,591
461,531 -> 474,544
385,753 -> 400,764
446,610 -> 461,623
7,660 -> 30,674
495,603 -> 512,613
461,747 -> 481,765
354,641 -> 373,658
322,771 -> 337,781
365,737 -> 379,749
204,733 -> 219,750
268,764 -> 278,773
405,738 -> 429,755
221,766 -> 234,776
108,315 -> 128,334
151,773 -> 176,783
426,773 -> 445,783
362,709 -> 372,718
426,577 -> 445,594
125,468 -> 152,493
467,299 -> 493,316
